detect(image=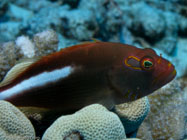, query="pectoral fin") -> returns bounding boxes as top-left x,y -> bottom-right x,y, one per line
0,59 -> 37,87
